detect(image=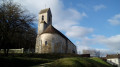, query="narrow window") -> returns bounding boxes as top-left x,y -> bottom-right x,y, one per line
42,15 -> 44,20
45,41 -> 47,46
72,50 -> 75,53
